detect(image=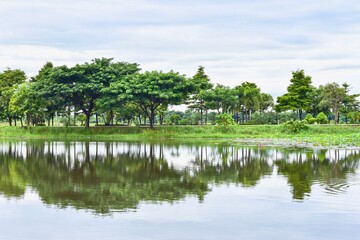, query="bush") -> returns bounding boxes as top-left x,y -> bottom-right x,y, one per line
216,114 -> 236,126
251,112 -> 277,125
179,118 -> 191,125
304,113 -> 313,123
316,112 -> 328,124
308,118 -> 316,124
216,114 -> 237,133
280,120 -> 309,134
170,114 -> 181,125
